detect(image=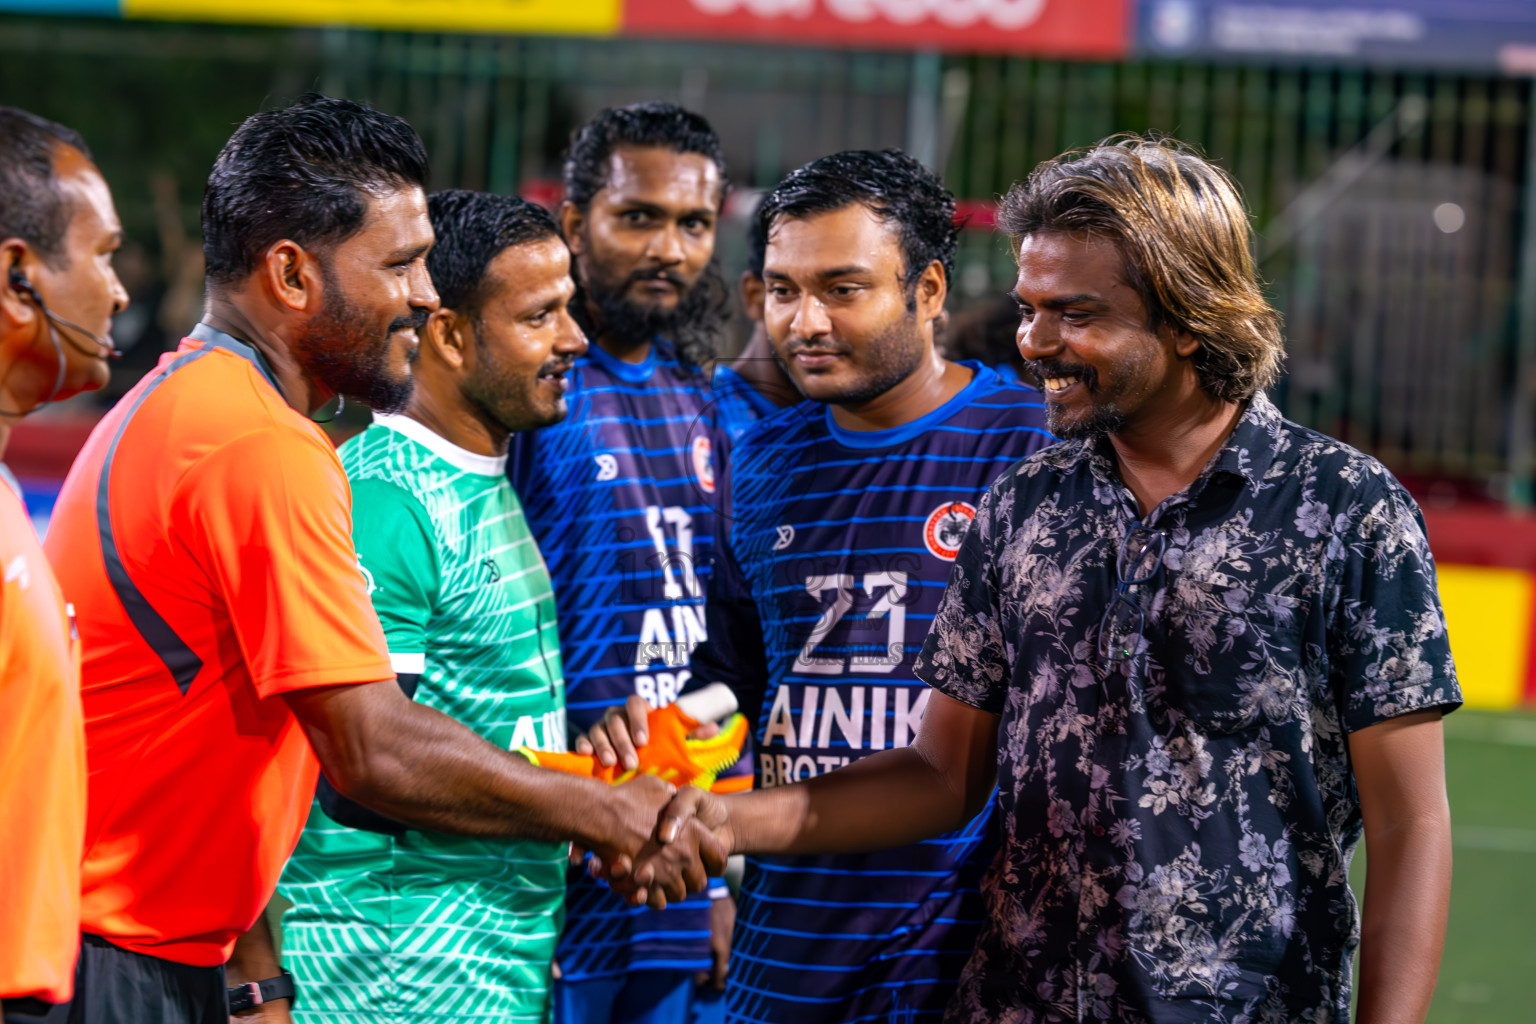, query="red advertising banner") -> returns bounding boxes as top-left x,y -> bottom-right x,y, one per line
622,0 -> 1129,58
